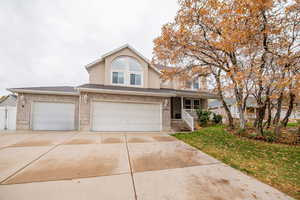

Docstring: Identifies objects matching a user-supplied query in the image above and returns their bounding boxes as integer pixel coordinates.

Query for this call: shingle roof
[78,84,218,99]
[8,86,77,93]
[8,84,218,99]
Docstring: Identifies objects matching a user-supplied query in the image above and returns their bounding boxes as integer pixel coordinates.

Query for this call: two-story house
[8,44,218,132]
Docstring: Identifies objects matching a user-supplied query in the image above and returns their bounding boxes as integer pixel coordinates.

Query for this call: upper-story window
[111,56,143,87]
[185,77,200,90]
[192,78,199,90]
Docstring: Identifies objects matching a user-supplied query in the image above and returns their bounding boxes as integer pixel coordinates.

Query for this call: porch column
[181,96,184,110]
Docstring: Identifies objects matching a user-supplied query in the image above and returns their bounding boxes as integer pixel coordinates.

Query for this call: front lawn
[173,126,300,199]
[287,122,299,127]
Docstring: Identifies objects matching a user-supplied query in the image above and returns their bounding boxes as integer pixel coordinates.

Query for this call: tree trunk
[228,54,246,130]
[274,93,284,137]
[281,92,295,127]
[265,99,272,129]
[253,109,259,128]
[275,83,295,137]
[214,70,234,129]
[221,98,234,129]
[274,124,282,137]
[273,92,283,125]
[237,102,246,129]
[232,80,246,130]
[256,104,267,136]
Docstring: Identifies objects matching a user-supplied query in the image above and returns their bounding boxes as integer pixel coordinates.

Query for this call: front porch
[170,97,208,131]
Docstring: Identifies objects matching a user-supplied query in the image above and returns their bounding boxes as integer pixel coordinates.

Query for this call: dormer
[85,44,161,89]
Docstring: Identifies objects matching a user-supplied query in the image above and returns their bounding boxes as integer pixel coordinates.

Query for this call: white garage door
[92,101,162,132]
[32,102,75,130]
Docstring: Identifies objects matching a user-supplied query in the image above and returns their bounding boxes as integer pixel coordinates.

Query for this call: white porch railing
[182,109,194,131]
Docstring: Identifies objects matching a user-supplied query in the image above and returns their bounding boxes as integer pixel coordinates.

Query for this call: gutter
[77,87,175,97]
[7,89,79,96]
[174,91,219,99]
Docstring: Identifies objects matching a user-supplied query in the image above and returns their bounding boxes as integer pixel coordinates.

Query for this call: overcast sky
[0,0,178,95]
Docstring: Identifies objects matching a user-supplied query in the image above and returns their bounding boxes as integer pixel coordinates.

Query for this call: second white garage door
[92,101,162,132]
[32,102,75,130]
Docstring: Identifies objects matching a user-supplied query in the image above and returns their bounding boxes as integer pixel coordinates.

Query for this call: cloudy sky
[0,0,178,95]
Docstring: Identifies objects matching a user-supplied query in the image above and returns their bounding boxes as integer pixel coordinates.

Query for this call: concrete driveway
[0,131,292,200]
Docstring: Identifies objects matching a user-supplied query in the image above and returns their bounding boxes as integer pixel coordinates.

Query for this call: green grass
[287,122,299,127]
[173,125,300,199]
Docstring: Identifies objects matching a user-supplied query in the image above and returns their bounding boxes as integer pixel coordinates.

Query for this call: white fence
[0,106,16,130]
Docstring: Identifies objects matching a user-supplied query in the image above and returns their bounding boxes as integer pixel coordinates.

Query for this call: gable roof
[0,94,17,107]
[85,44,161,74]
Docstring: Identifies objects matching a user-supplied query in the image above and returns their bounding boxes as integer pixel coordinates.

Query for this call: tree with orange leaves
[153,0,300,133]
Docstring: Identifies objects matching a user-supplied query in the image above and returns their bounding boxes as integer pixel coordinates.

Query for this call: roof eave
[174,92,219,99]
[7,89,79,96]
[77,87,174,97]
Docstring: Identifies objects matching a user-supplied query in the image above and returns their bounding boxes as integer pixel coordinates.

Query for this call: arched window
[111,56,143,86]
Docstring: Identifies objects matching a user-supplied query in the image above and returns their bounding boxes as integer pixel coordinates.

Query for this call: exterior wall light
[20,94,26,108]
[83,94,88,104]
[163,99,169,108]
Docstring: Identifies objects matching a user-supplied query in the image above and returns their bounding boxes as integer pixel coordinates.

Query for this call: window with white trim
[111,56,143,87]
[192,78,200,89]
[185,77,200,90]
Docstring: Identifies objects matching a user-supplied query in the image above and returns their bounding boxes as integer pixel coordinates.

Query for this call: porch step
[171,119,191,132]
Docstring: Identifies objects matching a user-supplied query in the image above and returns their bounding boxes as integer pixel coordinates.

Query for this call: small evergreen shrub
[213,113,223,124]
[196,109,212,126]
[263,130,277,142]
[236,128,246,136]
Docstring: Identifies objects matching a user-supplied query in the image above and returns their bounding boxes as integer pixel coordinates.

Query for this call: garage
[92,101,162,132]
[32,102,75,130]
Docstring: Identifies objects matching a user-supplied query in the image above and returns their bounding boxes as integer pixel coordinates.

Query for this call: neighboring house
[0,94,17,130]
[209,98,300,121]
[0,94,17,107]
[8,44,218,132]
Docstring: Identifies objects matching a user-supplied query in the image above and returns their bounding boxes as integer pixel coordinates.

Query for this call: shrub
[236,128,246,136]
[263,130,278,142]
[248,132,258,139]
[196,109,212,126]
[296,120,300,135]
[213,113,223,124]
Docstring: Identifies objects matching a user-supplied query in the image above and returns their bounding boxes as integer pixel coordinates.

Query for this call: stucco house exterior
[8,44,217,132]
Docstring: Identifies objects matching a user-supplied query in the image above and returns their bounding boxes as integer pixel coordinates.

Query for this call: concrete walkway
[0,131,293,200]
